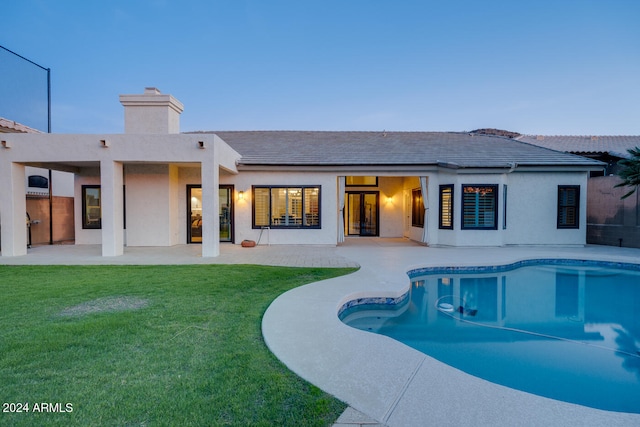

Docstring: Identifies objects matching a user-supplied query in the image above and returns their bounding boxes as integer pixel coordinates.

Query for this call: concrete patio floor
[2,240,640,426]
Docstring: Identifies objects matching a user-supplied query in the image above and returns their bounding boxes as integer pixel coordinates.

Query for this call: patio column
[0,162,28,256]
[100,160,124,256]
[201,150,220,257]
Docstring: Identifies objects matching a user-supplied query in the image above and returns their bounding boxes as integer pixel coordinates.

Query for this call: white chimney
[119,87,184,134]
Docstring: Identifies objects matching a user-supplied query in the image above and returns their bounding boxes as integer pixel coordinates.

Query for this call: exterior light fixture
[238,191,244,200]
[386,196,393,204]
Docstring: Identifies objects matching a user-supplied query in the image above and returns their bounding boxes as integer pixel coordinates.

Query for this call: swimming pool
[340,259,640,414]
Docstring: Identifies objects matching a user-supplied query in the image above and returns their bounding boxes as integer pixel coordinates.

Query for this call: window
[346,176,377,186]
[439,185,454,229]
[28,175,49,189]
[81,185,126,229]
[412,188,424,227]
[82,185,101,229]
[462,185,498,230]
[503,184,508,230]
[253,186,320,228]
[557,185,579,229]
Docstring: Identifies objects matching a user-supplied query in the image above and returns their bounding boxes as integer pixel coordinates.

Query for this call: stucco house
[0,88,604,258]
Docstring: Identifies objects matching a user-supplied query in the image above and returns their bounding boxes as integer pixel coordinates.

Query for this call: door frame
[219,184,234,243]
[187,184,234,243]
[346,191,379,236]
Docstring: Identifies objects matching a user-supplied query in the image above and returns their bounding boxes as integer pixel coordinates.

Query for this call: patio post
[100,160,124,256]
[0,162,28,256]
[201,148,220,257]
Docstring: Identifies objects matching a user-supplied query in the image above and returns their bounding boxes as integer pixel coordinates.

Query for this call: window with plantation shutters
[439,185,453,229]
[461,185,498,230]
[252,186,321,229]
[253,187,271,227]
[557,186,580,229]
[303,187,320,227]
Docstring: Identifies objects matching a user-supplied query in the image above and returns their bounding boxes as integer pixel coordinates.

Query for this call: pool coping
[261,245,640,426]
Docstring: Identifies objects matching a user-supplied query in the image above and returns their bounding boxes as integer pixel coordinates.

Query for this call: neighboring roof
[517,135,640,159]
[470,128,521,139]
[200,131,604,169]
[0,117,42,134]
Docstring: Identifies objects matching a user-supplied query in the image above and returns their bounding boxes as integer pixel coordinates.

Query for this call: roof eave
[236,161,605,173]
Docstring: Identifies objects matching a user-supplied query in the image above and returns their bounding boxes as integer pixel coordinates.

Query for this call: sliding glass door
[347,192,379,236]
[219,185,232,241]
[187,185,233,243]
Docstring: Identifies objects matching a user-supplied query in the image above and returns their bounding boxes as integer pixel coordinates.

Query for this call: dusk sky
[2,0,639,135]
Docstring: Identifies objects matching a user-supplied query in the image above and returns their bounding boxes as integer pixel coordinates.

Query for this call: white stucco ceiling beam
[21,162,83,174]
[0,134,237,165]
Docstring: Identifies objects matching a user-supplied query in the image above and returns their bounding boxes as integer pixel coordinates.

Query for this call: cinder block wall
[26,196,75,245]
[52,196,75,242]
[587,176,640,248]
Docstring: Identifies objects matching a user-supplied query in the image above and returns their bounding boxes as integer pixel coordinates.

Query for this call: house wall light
[238,191,244,200]
[386,196,393,204]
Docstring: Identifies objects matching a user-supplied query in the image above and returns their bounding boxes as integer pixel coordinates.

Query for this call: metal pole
[47,68,53,244]
[47,67,51,133]
[48,169,53,245]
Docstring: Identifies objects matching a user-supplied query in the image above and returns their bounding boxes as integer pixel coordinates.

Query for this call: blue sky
[2,0,639,135]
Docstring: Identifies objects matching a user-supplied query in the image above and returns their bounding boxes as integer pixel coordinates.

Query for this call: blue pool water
[340,260,640,413]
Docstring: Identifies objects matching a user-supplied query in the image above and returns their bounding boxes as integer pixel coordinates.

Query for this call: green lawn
[0,264,356,426]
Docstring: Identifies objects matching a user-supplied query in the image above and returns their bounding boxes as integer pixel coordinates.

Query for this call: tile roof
[203,131,604,168]
[0,117,42,134]
[517,135,640,159]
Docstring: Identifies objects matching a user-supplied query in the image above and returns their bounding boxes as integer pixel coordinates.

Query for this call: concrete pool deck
[3,240,640,425]
[262,241,640,427]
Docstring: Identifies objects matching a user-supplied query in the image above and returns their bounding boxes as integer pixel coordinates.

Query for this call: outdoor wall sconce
[386,196,393,204]
[1,140,10,149]
[100,139,110,148]
[198,141,205,149]
[238,191,244,200]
